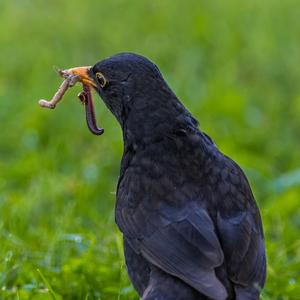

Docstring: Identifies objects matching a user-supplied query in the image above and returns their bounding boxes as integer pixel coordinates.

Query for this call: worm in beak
[38,67,104,136]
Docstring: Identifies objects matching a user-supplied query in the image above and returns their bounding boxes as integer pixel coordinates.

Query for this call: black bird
[67,53,266,299]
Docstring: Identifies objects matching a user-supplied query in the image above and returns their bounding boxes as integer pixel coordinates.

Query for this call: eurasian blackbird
[68,53,266,300]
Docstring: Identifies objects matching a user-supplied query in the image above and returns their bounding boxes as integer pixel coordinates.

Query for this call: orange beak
[60,66,97,87]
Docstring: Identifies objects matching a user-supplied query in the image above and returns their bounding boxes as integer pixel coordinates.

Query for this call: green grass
[0,0,300,299]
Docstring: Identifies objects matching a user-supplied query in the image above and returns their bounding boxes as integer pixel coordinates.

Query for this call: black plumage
[87,53,266,299]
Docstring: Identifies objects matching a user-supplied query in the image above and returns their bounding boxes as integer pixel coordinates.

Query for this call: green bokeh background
[0,0,300,299]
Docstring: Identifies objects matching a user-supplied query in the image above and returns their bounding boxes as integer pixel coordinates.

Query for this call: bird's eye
[95,72,108,88]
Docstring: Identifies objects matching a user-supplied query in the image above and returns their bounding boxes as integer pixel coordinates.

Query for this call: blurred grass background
[0,0,300,299]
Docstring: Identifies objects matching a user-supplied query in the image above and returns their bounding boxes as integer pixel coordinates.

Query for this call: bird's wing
[135,204,228,300]
[214,156,266,294]
[217,209,266,291]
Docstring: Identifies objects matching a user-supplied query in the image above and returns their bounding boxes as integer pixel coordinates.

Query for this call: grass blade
[37,268,58,300]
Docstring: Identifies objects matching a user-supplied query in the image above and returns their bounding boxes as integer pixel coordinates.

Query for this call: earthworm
[38,75,79,109]
[78,85,104,135]
[38,71,104,136]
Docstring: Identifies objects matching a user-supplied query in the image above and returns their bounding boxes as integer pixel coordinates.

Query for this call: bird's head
[40,53,198,141]
[80,53,170,122]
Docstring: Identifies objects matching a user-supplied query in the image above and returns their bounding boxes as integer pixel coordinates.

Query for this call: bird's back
[117,129,266,299]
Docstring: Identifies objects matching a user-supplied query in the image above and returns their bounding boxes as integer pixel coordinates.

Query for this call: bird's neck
[121,93,199,147]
